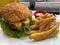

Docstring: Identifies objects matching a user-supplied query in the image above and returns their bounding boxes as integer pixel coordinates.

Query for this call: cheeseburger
[0,3,32,38]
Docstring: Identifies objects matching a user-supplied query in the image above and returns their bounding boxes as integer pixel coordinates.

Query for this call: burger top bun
[1,3,31,22]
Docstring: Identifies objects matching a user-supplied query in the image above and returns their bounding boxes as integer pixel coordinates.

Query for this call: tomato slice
[34,10,47,17]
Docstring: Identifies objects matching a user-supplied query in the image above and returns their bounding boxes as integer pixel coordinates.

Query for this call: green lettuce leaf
[0,19,25,38]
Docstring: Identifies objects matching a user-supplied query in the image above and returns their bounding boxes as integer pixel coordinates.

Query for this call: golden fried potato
[39,24,46,32]
[29,22,59,40]
[30,24,39,30]
[46,13,54,18]
[44,24,50,31]
[47,29,58,38]
[43,16,56,25]
[32,18,41,24]
[37,16,56,26]
[40,13,48,18]
[25,30,37,35]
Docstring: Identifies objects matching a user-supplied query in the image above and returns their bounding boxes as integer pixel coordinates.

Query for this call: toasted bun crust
[1,3,31,22]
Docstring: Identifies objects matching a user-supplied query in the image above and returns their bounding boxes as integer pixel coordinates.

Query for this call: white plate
[0,12,60,45]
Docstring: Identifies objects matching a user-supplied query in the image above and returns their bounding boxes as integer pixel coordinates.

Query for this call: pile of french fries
[29,13,59,41]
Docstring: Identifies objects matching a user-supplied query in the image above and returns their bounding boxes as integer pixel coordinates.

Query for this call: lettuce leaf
[0,19,25,38]
[0,20,17,37]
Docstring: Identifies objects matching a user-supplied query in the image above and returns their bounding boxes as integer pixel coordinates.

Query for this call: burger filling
[11,18,30,29]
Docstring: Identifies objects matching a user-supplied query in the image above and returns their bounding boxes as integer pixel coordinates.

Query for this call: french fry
[25,30,38,35]
[49,21,56,29]
[47,29,58,38]
[32,18,42,24]
[44,24,50,31]
[45,16,56,23]
[35,16,56,32]
[29,22,59,40]
[45,16,56,24]
[39,24,46,32]
[30,24,39,30]
[40,13,48,18]
[38,16,56,26]
[25,30,37,35]
[46,13,54,18]
[32,18,39,23]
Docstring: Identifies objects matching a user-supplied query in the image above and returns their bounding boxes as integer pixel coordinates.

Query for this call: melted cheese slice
[12,18,29,29]
[13,22,22,29]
